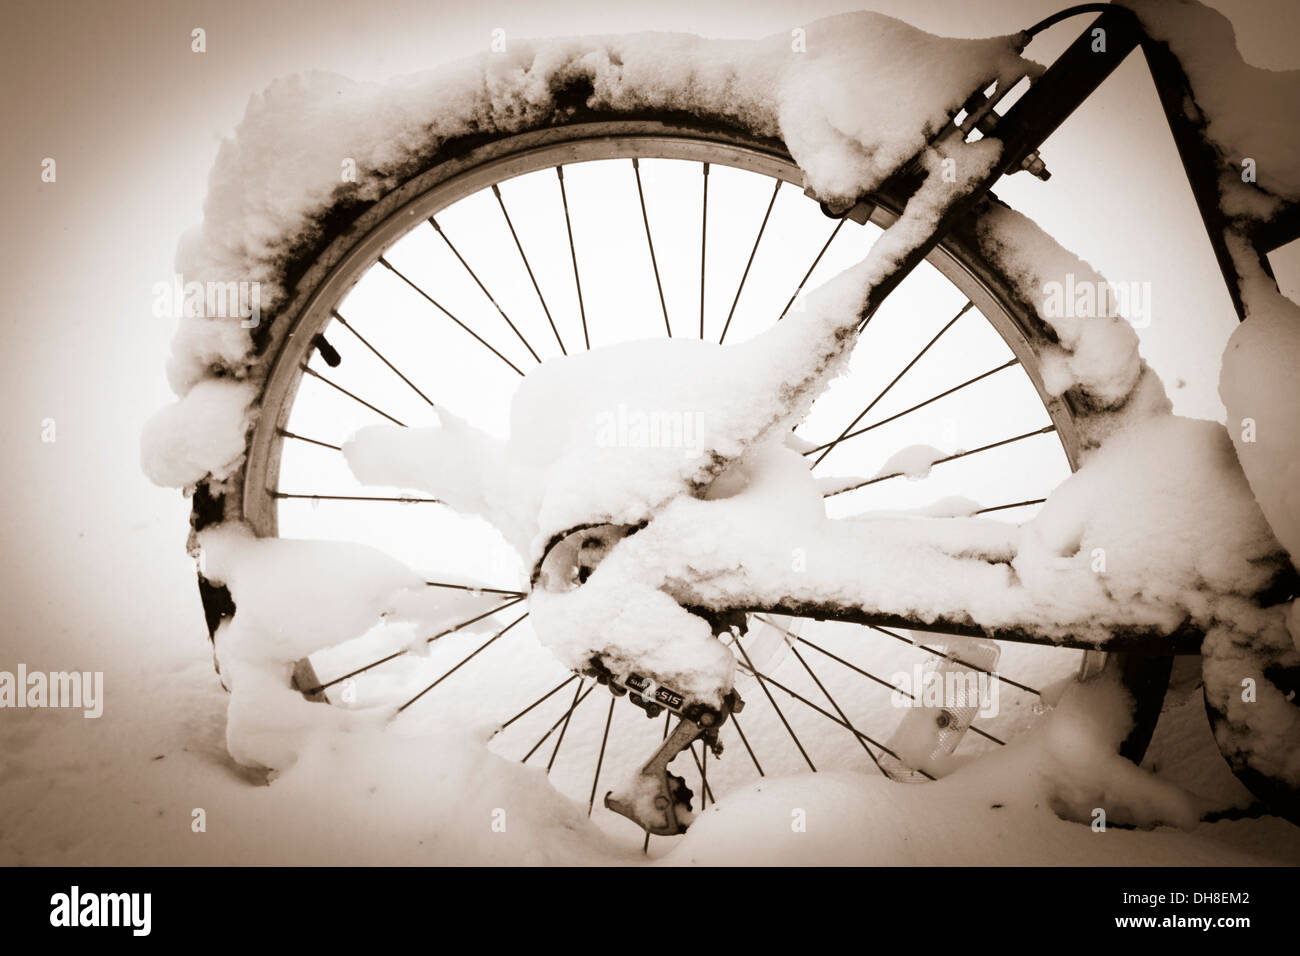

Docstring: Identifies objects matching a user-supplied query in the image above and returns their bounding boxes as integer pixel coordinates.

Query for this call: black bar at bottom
[4,866,1293,939]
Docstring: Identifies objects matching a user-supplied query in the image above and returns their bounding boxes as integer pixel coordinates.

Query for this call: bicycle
[152,0,1300,844]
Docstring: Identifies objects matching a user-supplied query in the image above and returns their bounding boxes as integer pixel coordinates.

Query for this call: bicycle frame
[864,3,1298,325]
[701,2,1299,656]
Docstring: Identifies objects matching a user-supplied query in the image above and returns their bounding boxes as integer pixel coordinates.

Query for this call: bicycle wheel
[193,113,1172,844]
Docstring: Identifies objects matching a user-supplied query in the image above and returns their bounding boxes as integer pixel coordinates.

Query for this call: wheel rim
[233,123,1120,846]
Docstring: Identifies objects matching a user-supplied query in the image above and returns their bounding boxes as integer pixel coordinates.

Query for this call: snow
[1202,611,1300,790]
[180,11,1026,324]
[974,203,1170,445]
[1013,416,1285,625]
[344,413,538,556]
[873,442,949,480]
[817,484,986,516]
[139,378,256,489]
[1219,233,1300,571]
[11,649,1298,865]
[542,417,1283,677]
[904,496,981,518]
[532,580,737,710]
[196,523,523,768]
[667,679,1215,866]
[774,17,1029,205]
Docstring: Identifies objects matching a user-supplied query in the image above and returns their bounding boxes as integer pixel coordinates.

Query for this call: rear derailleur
[585,657,743,835]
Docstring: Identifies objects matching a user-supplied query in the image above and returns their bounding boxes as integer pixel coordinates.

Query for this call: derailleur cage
[600,684,742,836]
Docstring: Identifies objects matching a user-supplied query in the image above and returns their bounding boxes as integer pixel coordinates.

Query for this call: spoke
[299,364,407,427]
[429,217,542,364]
[632,158,671,337]
[331,309,437,407]
[556,166,589,350]
[701,743,708,808]
[495,673,579,734]
[546,676,587,773]
[780,628,915,700]
[732,635,816,771]
[379,255,524,376]
[823,423,1057,498]
[394,611,528,715]
[974,497,1046,515]
[690,743,715,807]
[273,492,441,504]
[867,624,1042,697]
[314,596,525,691]
[699,161,709,338]
[588,696,616,815]
[811,300,972,467]
[789,645,888,776]
[970,725,1006,746]
[777,218,846,320]
[740,662,934,779]
[277,429,342,452]
[800,358,1019,456]
[521,680,596,764]
[729,711,764,777]
[492,184,566,356]
[422,580,525,597]
[719,178,781,344]
[774,613,1044,701]
[754,617,913,702]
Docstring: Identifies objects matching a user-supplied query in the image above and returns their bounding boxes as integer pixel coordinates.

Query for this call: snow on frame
[1122,0,1300,219]
[526,418,1285,689]
[974,203,1173,448]
[1219,232,1300,570]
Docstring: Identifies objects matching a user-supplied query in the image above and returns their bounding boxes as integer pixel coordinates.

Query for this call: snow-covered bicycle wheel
[192,115,1172,844]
